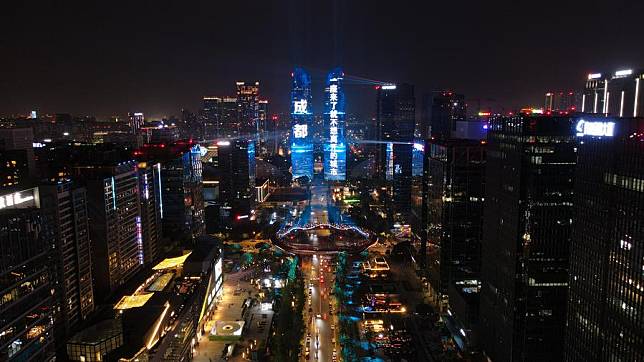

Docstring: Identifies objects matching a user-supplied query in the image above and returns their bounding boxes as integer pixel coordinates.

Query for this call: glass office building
[565,116,644,361]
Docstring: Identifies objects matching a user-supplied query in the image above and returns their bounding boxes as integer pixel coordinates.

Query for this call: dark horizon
[2,0,644,118]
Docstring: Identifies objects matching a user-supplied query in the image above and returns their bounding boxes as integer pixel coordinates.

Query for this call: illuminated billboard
[290,67,314,180]
[575,119,615,137]
[0,187,40,210]
[324,67,346,181]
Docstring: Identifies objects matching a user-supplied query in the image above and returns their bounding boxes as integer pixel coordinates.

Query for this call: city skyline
[2,2,644,361]
[3,1,644,118]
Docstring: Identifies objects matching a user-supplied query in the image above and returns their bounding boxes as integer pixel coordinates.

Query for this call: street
[302,254,340,362]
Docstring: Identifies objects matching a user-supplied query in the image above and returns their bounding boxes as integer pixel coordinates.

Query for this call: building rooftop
[68,319,122,345]
[152,252,192,270]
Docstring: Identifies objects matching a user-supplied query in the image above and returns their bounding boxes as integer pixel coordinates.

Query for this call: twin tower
[290,67,346,182]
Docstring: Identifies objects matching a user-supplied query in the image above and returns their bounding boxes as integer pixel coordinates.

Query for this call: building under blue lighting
[324,67,346,181]
[290,67,314,181]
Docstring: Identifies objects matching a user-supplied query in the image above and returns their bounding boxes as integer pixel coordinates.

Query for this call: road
[301,254,340,362]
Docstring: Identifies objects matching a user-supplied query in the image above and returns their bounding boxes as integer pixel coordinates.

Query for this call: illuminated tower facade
[324,67,347,181]
[290,67,314,181]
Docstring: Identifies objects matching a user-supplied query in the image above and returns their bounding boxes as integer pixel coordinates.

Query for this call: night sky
[2,0,643,119]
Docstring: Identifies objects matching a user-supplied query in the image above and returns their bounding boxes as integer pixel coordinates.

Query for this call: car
[316,314,322,319]
[306,336,311,343]
[331,324,335,330]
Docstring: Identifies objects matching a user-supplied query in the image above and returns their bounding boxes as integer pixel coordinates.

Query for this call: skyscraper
[0,185,56,361]
[376,84,415,219]
[258,99,269,153]
[39,181,95,339]
[424,135,486,345]
[290,67,314,181]
[134,141,205,242]
[75,161,143,301]
[36,143,144,302]
[128,112,144,135]
[0,126,36,178]
[236,81,260,136]
[565,116,644,361]
[544,91,578,112]
[582,69,644,117]
[429,91,466,140]
[202,96,238,139]
[324,67,347,181]
[136,161,162,266]
[479,114,576,361]
[215,139,256,221]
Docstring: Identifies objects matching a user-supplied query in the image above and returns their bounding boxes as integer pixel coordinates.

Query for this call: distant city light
[381,84,396,90]
[216,141,230,146]
[614,69,633,77]
[575,119,615,137]
[587,73,602,80]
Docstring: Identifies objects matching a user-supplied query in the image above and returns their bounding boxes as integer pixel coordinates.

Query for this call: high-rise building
[0,185,56,361]
[39,181,95,339]
[582,69,644,117]
[136,161,163,266]
[0,126,36,177]
[74,161,143,301]
[324,67,347,181]
[134,141,204,241]
[565,116,644,361]
[479,114,576,361]
[290,67,314,181]
[236,81,260,136]
[423,133,486,349]
[258,99,269,153]
[0,148,30,188]
[215,139,256,221]
[128,112,144,134]
[429,91,466,140]
[376,84,415,219]
[202,97,220,138]
[202,96,238,139]
[544,91,578,112]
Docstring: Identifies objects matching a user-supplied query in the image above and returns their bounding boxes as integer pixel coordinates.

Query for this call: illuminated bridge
[273,176,376,255]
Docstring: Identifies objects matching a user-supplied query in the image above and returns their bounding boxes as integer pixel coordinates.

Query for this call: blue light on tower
[324,67,346,181]
[290,67,314,181]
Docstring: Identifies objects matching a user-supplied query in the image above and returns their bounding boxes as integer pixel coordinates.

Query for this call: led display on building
[290,67,314,181]
[324,67,346,181]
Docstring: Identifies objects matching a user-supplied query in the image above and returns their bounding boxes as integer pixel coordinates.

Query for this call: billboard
[324,67,347,181]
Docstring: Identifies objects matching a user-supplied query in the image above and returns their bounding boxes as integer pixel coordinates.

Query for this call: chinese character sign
[290,67,314,180]
[324,68,346,181]
[293,124,308,138]
[293,99,308,115]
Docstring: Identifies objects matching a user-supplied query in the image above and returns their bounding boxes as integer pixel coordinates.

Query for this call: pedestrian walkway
[193,269,274,362]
